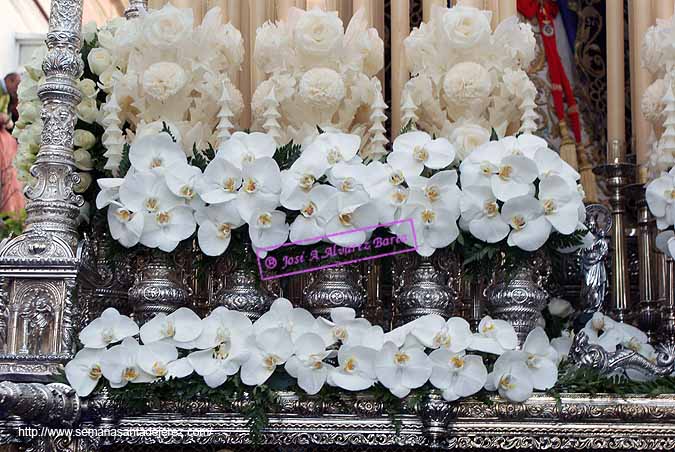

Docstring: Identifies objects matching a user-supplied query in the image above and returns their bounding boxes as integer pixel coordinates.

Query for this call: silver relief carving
[303,265,367,318]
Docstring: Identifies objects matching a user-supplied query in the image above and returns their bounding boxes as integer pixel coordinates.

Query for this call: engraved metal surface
[303,265,366,318]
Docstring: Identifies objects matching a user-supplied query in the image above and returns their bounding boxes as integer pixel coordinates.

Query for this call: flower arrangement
[96,4,245,174]
[250,7,387,161]
[401,2,538,159]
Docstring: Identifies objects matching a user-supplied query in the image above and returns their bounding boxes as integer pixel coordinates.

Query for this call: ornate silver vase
[128,251,189,323]
[393,254,456,327]
[215,266,274,321]
[303,265,366,318]
[485,253,551,345]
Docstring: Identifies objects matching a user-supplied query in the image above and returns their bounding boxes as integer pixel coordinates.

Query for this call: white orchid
[531,146,580,185]
[656,230,675,259]
[140,307,203,349]
[198,158,242,205]
[548,298,574,318]
[501,195,552,251]
[393,201,459,256]
[538,175,582,235]
[302,132,361,170]
[79,307,138,349]
[129,133,187,174]
[65,348,106,396]
[240,327,294,386]
[375,341,432,398]
[470,316,518,355]
[119,171,182,215]
[253,298,316,342]
[280,155,330,210]
[100,337,154,388]
[314,307,374,347]
[387,131,456,178]
[363,161,407,199]
[137,342,193,379]
[247,209,289,251]
[96,178,124,209]
[236,157,282,219]
[165,163,203,208]
[459,185,510,243]
[218,131,277,169]
[329,345,377,391]
[429,350,487,401]
[646,168,675,229]
[520,327,559,390]
[195,202,245,256]
[323,189,378,247]
[194,307,253,350]
[140,206,196,252]
[500,134,548,160]
[284,333,334,395]
[551,330,574,363]
[289,184,337,245]
[406,170,461,213]
[409,315,473,352]
[484,350,534,402]
[107,202,144,248]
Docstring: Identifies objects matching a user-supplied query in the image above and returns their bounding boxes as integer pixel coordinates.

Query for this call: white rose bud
[82,21,98,44]
[78,79,98,99]
[25,46,48,81]
[74,129,96,151]
[547,298,574,318]
[76,98,99,124]
[74,172,92,193]
[74,149,94,171]
[87,48,113,76]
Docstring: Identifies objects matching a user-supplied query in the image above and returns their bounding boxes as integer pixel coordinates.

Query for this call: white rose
[548,298,574,318]
[97,67,118,94]
[74,129,96,151]
[443,62,492,107]
[74,149,94,171]
[74,172,92,193]
[143,3,193,48]
[87,48,113,76]
[78,79,98,99]
[82,21,98,44]
[23,123,43,146]
[254,21,289,74]
[405,74,434,106]
[440,5,491,49]
[298,68,345,110]
[25,46,47,81]
[96,29,115,51]
[77,98,99,124]
[142,62,188,101]
[404,23,437,76]
[642,79,666,123]
[449,121,490,161]
[294,9,343,60]
[17,102,39,124]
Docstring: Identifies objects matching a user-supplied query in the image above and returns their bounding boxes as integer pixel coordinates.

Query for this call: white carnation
[298,68,345,110]
[255,21,289,74]
[642,24,666,75]
[87,48,113,76]
[143,3,193,48]
[294,9,343,62]
[363,29,384,77]
[440,5,491,49]
[142,62,188,101]
[443,62,492,111]
[493,18,536,69]
[449,120,490,161]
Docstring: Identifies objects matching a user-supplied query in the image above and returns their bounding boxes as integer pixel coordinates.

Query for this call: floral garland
[251,7,387,161]
[401,2,538,160]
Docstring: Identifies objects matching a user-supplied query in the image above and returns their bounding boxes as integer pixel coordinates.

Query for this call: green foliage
[0,210,26,239]
[161,121,178,143]
[554,364,675,396]
[118,144,132,177]
[274,140,303,171]
[400,119,415,135]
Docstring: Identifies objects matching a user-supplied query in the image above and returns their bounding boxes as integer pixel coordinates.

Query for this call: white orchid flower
[409,315,473,352]
[460,141,538,201]
[140,206,196,252]
[285,333,334,395]
[324,189,378,247]
[501,195,552,251]
[500,134,549,159]
[581,312,624,352]
[459,185,510,243]
[236,157,282,219]
[646,168,675,229]
[314,307,374,347]
[429,350,487,401]
[393,201,459,256]
[538,175,582,235]
[165,162,203,208]
[253,298,316,342]
[79,307,138,349]
[198,158,242,204]
[470,316,518,355]
[247,209,289,250]
[193,307,253,350]
[65,348,106,396]
[657,230,675,259]
[280,155,330,210]
[327,161,369,193]
[289,184,337,245]
[100,337,154,388]
[107,201,144,248]
[521,327,559,390]
[329,345,377,391]
[484,350,534,402]
[375,341,432,398]
[196,202,245,256]
[406,170,461,213]
[96,178,124,209]
[137,342,193,379]
[531,147,580,185]
[240,327,294,386]
[303,132,361,170]
[218,131,277,169]
[548,297,574,318]
[140,307,203,349]
[119,171,182,215]
[363,161,407,199]
[129,133,187,173]
[387,131,456,178]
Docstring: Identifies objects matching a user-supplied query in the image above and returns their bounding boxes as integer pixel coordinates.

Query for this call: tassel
[559,120,579,170]
[576,141,598,203]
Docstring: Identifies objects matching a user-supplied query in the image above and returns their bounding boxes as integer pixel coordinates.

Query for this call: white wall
[0,0,48,77]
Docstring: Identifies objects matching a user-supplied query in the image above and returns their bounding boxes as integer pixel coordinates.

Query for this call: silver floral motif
[303,265,366,318]
[215,267,274,320]
[485,253,551,345]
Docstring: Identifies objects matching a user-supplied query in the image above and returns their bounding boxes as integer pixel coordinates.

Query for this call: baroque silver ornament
[303,265,366,317]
